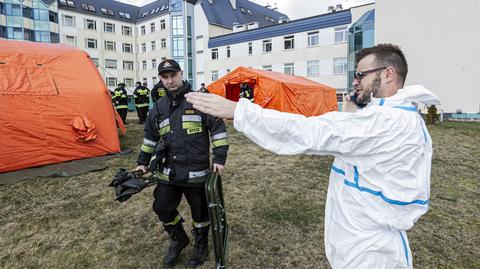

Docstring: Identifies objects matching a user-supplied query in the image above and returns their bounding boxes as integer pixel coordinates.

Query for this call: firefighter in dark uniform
[136,59,229,268]
[239,82,254,102]
[112,83,128,125]
[151,80,167,103]
[133,81,150,124]
[198,83,209,93]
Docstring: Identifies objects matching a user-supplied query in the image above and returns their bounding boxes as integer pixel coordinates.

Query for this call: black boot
[187,227,209,267]
[163,221,190,267]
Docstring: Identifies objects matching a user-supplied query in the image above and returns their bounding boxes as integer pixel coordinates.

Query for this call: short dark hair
[356,44,408,86]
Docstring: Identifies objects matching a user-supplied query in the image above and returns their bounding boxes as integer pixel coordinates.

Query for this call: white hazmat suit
[233,85,441,268]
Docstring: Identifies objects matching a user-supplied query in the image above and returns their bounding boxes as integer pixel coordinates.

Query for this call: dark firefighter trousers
[153,183,210,224]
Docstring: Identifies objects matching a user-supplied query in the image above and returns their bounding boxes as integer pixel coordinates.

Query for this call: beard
[357,75,381,104]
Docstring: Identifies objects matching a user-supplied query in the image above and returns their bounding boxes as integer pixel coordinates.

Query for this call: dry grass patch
[0,120,479,269]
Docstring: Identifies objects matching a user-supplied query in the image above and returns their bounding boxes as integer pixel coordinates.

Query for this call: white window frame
[85,19,96,30]
[122,43,132,53]
[226,46,230,58]
[333,57,347,74]
[103,22,115,33]
[211,70,219,82]
[334,26,348,43]
[263,39,272,53]
[284,35,295,50]
[64,35,76,47]
[105,59,117,69]
[141,25,146,35]
[160,19,166,30]
[62,15,75,27]
[211,48,218,60]
[124,78,134,87]
[248,42,252,55]
[104,41,116,51]
[106,77,117,87]
[142,60,147,70]
[151,41,156,51]
[151,59,157,70]
[150,22,155,33]
[85,38,97,49]
[262,65,272,71]
[284,63,294,75]
[122,26,131,36]
[307,60,320,76]
[308,31,319,47]
[123,61,134,71]
[141,43,146,53]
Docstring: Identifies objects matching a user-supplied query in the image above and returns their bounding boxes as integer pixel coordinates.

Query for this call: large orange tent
[0,40,125,173]
[208,66,338,116]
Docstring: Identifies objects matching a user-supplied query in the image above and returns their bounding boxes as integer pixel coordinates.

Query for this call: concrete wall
[375,0,480,113]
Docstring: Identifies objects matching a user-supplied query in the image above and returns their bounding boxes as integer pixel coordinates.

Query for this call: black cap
[117,83,126,87]
[158,59,181,75]
[135,81,141,85]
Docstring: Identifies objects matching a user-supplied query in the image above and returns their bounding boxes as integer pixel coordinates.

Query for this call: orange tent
[0,40,125,173]
[208,66,338,116]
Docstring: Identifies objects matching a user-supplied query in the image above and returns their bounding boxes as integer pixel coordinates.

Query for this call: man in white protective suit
[185,44,441,269]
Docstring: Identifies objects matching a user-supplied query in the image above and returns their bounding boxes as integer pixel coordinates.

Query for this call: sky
[117,0,373,20]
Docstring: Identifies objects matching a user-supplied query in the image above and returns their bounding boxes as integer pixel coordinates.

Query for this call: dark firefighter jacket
[137,82,229,186]
[113,87,128,109]
[151,81,167,103]
[133,85,150,107]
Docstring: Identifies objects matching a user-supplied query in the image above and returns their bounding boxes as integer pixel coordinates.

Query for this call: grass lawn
[0,120,479,269]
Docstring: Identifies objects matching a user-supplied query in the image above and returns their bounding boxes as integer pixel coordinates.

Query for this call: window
[150,22,155,32]
[105,59,117,69]
[81,3,88,11]
[86,38,97,49]
[211,71,219,81]
[284,63,294,75]
[62,15,75,27]
[196,50,203,54]
[161,39,166,48]
[101,8,108,15]
[104,41,116,51]
[119,12,126,18]
[85,19,96,30]
[308,31,319,46]
[64,35,76,46]
[333,57,347,74]
[262,65,272,71]
[152,76,157,85]
[59,0,67,6]
[123,61,134,70]
[307,60,320,76]
[152,59,156,69]
[151,41,156,51]
[335,26,348,43]
[263,39,272,53]
[122,26,131,36]
[160,19,166,30]
[211,48,218,60]
[124,78,134,87]
[106,77,117,87]
[196,35,203,40]
[141,25,146,35]
[66,0,75,7]
[122,43,132,53]
[141,43,146,53]
[104,22,115,33]
[226,46,230,58]
[284,35,294,50]
[88,5,95,12]
[142,60,147,70]
[248,42,252,55]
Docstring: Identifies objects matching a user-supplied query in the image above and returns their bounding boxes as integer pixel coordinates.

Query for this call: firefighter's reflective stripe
[192,220,210,228]
[116,105,128,109]
[141,144,155,153]
[164,214,182,226]
[182,115,202,122]
[211,132,229,148]
[189,168,209,179]
[143,138,156,147]
[159,119,170,136]
[183,122,202,129]
[135,103,149,107]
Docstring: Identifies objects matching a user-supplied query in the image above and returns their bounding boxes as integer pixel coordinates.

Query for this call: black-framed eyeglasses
[354,67,387,80]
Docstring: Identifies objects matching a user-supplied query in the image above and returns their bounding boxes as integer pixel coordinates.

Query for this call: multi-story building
[203,4,373,104]
[0,0,59,43]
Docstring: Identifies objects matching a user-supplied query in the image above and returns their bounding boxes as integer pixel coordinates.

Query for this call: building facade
[0,0,59,43]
